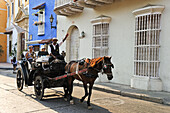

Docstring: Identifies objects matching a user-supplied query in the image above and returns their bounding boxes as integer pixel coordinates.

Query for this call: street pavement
[0,63,170,106]
[0,69,170,113]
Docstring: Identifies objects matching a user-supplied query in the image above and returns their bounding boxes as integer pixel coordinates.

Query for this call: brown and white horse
[65,56,114,109]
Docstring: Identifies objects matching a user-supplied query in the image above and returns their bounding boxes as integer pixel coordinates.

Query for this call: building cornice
[132,5,165,16]
[91,15,111,25]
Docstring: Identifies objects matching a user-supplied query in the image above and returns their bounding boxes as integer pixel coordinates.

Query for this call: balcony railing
[54,0,84,16]
[77,0,114,8]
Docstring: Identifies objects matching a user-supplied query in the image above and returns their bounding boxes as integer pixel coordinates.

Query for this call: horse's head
[102,56,114,80]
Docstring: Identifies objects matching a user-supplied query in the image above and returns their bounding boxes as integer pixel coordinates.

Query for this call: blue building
[28,0,57,51]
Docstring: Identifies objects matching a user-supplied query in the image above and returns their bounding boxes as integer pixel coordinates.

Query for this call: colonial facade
[4,0,29,62]
[28,0,56,50]
[0,0,7,62]
[14,0,29,60]
[54,0,170,92]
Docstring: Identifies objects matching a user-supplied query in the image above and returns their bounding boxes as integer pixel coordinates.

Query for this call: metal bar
[49,68,88,81]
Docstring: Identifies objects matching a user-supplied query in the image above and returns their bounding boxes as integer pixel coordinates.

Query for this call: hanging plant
[38,9,44,14]
[39,11,43,14]
[35,13,38,16]
[32,13,38,16]
[38,21,44,25]
[33,21,38,26]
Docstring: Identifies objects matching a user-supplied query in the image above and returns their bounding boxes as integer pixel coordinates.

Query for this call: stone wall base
[131,76,162,91]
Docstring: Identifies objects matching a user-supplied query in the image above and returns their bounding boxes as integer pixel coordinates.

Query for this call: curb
[73,82,166,105]
[0,68,18,70]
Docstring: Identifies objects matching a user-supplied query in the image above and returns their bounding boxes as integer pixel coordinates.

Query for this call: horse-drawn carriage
[17,52,114,109]
[16,55,67,100]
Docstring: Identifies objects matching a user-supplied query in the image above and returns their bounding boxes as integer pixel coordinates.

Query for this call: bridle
[92,58,114,75]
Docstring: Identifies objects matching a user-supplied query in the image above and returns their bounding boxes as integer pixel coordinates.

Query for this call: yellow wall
[0,0,7,62]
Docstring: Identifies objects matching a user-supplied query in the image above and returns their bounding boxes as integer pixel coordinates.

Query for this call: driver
[48,37,64,63]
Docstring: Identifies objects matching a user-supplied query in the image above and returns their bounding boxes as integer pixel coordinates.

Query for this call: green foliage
[0,45,4,56]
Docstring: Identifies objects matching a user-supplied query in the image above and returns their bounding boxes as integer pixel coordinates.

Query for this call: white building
[54,0,170,92]
[5,0,29,62]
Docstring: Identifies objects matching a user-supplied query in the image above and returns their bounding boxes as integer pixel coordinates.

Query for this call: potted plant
[38,21,44,25]
[38,9,44,14]
[33,21,38,26]
[32,13,38,16]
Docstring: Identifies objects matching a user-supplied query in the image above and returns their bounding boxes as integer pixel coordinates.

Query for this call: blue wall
[29,0,56,45]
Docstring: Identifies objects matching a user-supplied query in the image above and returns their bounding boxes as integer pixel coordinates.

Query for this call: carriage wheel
[34,76,44,100]
[16,69,24,91]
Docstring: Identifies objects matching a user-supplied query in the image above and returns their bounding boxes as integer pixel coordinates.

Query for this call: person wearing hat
[48,37,64,62]
[25,45,35,64]
[38,45,49,57]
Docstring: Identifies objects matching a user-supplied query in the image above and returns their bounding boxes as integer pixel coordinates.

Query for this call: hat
[52,37,58,41]
[40,45,45,50]
[29,45,33,48]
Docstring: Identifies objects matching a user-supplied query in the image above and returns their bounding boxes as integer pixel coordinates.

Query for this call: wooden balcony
[77,0,114,8]
[54,0,84,16]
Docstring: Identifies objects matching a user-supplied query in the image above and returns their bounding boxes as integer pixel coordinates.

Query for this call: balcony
[54,0,84,16]
[77,0,114,8]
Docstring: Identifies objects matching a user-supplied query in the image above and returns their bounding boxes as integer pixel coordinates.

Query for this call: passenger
[25,45,35,64]
[12,56,17,74]
[38,45,49,57]
[48,37,64,63]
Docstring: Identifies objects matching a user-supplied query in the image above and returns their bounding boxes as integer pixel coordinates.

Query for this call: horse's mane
[85,57,104,67]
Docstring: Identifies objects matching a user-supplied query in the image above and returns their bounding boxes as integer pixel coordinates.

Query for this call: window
[9,34,12,55]
[133,5,164,78]
[8,6,10,17]
[91,15,111,58]
[18,0,20,7]
[38,8,45,35]
[92,23,109,58]
[12,3,14,15]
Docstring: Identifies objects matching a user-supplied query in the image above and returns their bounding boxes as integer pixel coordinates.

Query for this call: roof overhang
[39,39,52,44]
[32,3,45,10]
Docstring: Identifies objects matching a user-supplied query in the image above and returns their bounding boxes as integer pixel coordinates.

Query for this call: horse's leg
[68,77,74,104]
[87,82,94,110]
[80,82,88,103]
[63,85,68,101]
[63,78,68,101]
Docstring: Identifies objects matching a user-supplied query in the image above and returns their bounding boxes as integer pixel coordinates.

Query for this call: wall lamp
[81,31,85,38]
[50,14,56,29]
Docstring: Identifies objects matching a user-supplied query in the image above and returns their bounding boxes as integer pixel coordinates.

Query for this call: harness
[67,57,113,78]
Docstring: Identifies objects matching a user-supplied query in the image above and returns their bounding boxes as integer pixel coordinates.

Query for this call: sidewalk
[74,80,170,106]
[0,63,170,106]
[0,63,14,70]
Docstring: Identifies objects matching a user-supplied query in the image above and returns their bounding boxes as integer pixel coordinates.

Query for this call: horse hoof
[79,99,83,103]
[70,100,74,105]
[64,98,67,101]
[88,106,92,110]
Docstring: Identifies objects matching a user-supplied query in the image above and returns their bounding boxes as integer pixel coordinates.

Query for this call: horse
[65,56,114,109]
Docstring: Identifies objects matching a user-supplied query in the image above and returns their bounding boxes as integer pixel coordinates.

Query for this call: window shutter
[38,9,45,35]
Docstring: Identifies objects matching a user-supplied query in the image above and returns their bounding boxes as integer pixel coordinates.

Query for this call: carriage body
[16,56,67,100]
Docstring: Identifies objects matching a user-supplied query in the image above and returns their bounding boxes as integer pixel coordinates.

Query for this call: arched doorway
[66,26,80,61]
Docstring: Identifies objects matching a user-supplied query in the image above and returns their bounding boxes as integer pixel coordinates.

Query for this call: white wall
[57,0,170,92]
